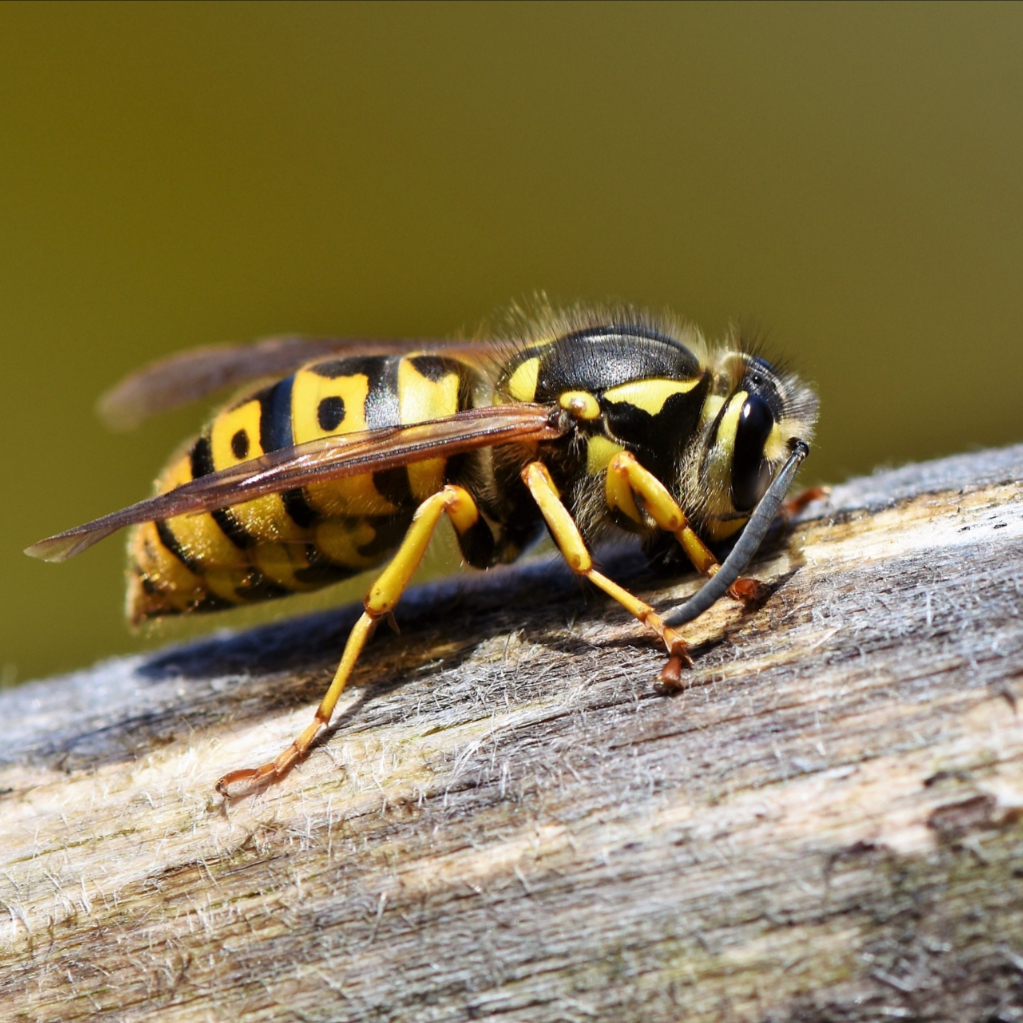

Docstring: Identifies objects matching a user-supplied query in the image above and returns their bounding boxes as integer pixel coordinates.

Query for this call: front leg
[604,450,766,605]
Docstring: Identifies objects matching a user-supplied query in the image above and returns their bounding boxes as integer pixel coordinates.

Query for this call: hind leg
[216,484,483,797]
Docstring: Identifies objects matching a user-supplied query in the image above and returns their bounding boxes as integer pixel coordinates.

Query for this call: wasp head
[684,348,818,542]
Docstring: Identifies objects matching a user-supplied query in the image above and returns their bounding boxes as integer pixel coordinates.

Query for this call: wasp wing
[99,335,513,430]
[27,403,564,563]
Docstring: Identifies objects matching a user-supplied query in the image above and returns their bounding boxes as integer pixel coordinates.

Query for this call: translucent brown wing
[26,403,564,563]
[98,335,512,430]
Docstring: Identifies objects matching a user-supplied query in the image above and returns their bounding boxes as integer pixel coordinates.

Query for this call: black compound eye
[731,394,775,512]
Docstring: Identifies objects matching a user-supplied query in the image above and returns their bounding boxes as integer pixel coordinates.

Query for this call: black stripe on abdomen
[362,356,400,429]
[190,434,256,549]
[155,519,201,572]
[259,375,295,453]
[255,374,322,528]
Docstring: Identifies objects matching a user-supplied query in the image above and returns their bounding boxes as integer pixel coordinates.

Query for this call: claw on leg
[727,575,771,605]
[658,653,689,688]
[215,629,372,799]
[217,718,320,798]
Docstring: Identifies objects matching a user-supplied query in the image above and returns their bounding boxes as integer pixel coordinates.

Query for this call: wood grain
[2,445,1022,1023]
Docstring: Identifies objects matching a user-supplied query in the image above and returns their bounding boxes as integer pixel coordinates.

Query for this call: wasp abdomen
[127,353,480,622]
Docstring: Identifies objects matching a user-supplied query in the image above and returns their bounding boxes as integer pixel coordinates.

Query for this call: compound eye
[731,394,775,512]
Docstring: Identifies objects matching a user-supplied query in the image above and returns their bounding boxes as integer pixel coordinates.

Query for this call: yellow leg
[216,484,481,797]
[605,450,763,603]
[521,461,692,684]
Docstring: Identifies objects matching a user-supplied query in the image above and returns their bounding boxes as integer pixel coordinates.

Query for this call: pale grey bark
[2,445,1022,1023]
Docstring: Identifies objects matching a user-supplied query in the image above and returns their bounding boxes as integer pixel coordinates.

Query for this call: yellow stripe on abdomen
[398,357,461,500]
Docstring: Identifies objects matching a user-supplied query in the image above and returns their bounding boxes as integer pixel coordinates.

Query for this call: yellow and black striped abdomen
[127,353,480,623]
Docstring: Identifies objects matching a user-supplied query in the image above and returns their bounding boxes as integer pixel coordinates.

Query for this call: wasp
[26,304,818,797]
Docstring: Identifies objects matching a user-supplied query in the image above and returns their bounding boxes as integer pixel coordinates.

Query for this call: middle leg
[521,461,692,683]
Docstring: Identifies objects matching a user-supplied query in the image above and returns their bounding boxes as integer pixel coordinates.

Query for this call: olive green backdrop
[3,2,1021,683]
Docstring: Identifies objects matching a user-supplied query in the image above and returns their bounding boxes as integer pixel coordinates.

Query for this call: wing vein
[26,404,564,562]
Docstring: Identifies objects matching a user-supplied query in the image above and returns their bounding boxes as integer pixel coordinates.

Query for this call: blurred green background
[3,2,1021,683]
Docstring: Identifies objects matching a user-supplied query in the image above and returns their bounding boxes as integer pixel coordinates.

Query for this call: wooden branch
[3,445,1022,1023]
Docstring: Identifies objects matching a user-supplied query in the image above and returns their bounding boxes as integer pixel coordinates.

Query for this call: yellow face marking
[700,394,725,427]
[505,357,540,402]
[602,377,701,416]
[715,392,747,459]
[586,436,624,476]
[764,422,786,463]
[399,359,461,500]
[699,392,750,533]
[558,390,601,420]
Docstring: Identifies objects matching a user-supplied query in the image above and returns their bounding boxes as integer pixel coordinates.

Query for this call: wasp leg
[216,484,483,797]
[521,461,692,683]
[782,485,828,519]
[605,450,764,605]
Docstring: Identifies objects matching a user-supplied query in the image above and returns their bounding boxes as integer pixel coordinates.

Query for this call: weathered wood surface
[2,445,1022,1023]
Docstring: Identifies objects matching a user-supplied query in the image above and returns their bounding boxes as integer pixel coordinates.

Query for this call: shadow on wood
[2,445,1022,1023]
